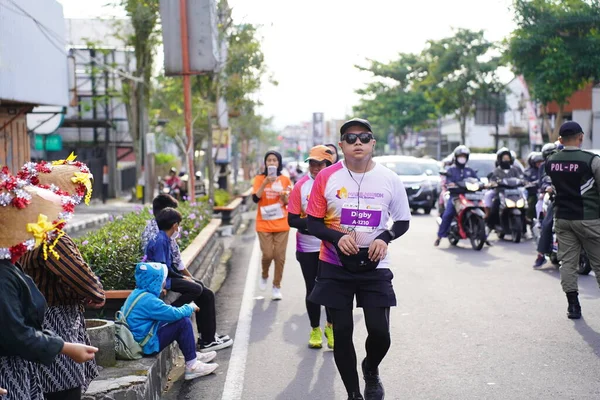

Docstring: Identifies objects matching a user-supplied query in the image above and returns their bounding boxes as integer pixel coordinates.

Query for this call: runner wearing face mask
[434,145,479,246]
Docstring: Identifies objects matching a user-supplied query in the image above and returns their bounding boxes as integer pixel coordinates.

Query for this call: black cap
[559,121,584,137]
[340,118,372,136]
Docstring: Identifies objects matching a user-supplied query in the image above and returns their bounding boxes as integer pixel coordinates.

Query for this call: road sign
[34,134,62,151]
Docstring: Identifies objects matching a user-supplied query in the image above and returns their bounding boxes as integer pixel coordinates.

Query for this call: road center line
[221,237,260,400]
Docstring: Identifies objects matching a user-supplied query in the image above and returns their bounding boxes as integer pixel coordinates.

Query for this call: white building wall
[440,77,530,153]
[573,110,593,149]
[592,87,600,150]
[0,0,68,106]
[65,19,132,48]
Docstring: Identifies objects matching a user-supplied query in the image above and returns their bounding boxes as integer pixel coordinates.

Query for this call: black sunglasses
[342,132,373,144]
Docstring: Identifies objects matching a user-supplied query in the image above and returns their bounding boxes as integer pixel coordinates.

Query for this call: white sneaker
[272,287,282,300]
[259,277,268,291]
[184,361,218,380]
[196,351,217,363]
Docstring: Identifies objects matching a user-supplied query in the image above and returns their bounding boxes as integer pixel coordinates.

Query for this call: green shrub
[214,189,231,207]
[198,189,232,207]
[155,153,177,165]
[73,200,212,290]
[469,147,496,154]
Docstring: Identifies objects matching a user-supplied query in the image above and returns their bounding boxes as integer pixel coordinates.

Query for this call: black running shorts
[308,260,397,309]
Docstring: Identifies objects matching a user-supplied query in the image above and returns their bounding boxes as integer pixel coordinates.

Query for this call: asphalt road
[165,212,600,400]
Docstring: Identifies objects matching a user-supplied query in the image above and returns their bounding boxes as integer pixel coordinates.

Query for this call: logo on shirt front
[336,187,348,199]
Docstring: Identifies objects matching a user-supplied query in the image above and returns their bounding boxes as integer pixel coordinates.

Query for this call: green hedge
[73,201,212,290]
[198,189,232,207]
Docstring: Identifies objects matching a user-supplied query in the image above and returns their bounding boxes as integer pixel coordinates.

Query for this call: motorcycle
[160,178,182,200]
[525,181,540,240]
[490,177,528,243]
[436,177,487,251]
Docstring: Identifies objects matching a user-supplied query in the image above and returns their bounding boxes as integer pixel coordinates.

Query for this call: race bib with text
[260,203,284,220]
[340,203,382,232]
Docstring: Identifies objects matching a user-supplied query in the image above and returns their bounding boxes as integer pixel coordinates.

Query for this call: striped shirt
[20,235,105,307]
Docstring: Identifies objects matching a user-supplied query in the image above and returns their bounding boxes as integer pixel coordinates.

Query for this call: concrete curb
[83,344,178,400]
[65,213,110,234]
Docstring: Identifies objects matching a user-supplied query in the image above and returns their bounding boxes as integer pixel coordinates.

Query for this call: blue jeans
[157,317,196,362]
[437,197,456,238]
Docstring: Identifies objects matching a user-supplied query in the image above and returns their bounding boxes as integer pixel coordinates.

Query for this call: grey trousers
[555,218,600,293]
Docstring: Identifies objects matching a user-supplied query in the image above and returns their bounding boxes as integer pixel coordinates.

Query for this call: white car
[374,155,437,214]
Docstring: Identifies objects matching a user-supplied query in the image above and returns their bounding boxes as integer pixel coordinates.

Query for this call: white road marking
[221,237,261,400]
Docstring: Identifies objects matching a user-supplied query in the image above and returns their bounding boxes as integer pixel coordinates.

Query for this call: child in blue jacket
[122,262,219,380]
[145,206,233,353]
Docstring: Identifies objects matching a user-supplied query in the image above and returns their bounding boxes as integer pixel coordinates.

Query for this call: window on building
[475,95,506,126]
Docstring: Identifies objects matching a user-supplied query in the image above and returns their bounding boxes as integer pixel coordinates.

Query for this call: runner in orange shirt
[252,150,292,300]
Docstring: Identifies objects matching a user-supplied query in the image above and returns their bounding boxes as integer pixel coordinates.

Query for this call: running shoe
[308,327,323,349]
[324,325,334,349]
[259,277,268,291]
[362,358,384,400]
[533,254,547,268]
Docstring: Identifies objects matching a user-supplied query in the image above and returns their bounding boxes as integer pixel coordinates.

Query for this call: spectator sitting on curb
[143,203,233,353]
[121,262,218,380]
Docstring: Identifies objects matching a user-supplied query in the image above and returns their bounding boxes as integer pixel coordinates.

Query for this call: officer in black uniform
[546,121,600,319]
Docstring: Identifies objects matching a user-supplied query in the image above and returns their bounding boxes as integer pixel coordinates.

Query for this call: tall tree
[354,54,435,153]
[151,20,271,185]
[420,28,504,145]
[150,76,211,160]
[506,0,600,141]
[112,0,161,197]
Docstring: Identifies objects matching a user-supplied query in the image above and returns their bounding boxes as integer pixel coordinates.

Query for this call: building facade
[0,0,68,172]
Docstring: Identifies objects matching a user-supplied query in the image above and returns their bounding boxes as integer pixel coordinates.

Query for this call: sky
[57,0,516,129]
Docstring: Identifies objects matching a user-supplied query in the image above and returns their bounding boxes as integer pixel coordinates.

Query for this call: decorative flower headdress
[0,167,74,262]
[18,152,94,206]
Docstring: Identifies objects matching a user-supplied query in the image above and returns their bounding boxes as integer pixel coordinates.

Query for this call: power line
[2,0,232,137]
[2,0,144,83]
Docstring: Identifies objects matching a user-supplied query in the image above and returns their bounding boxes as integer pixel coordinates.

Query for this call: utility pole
[179,0,195,199]
[437,116,442,160]
[494,106,500,152]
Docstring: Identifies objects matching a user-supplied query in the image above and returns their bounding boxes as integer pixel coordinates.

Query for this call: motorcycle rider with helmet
[484,148,524,230]
[532,142,562,267]
[438,155,456,215]
[434,145,479,246]
[525,152,544,223]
